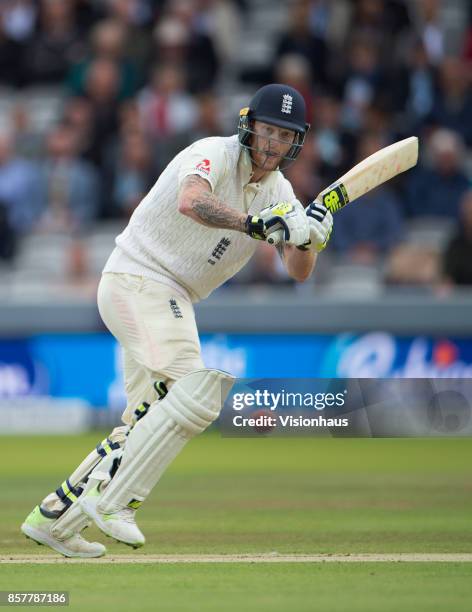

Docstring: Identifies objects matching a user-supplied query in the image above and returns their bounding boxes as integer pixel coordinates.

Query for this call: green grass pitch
[1,432,471,610]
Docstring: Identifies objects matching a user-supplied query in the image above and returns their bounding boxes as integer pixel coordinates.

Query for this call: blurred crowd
[0,0,471,294]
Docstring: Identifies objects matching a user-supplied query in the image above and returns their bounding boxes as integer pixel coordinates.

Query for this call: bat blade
[267,136,418,245]
[319,136,418,213]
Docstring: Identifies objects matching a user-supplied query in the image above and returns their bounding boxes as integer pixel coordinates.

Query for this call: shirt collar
[238,146,278,189]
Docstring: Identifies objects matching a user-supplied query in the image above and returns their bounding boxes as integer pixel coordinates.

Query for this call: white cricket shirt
[103,135,302,302]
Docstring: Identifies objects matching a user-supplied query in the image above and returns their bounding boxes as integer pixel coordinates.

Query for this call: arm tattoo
[180,175,246,232]
[193,194,246,232]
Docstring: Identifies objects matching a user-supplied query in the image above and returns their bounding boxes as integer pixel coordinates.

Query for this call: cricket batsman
[21,84,333,557]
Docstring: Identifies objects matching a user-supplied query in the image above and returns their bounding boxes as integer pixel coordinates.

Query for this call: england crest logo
[281,94,293,114]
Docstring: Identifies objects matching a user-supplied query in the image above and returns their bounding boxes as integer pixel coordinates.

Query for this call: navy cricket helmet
[238,83,310,169]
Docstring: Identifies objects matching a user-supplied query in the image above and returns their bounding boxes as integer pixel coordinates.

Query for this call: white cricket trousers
[97,272,204,425]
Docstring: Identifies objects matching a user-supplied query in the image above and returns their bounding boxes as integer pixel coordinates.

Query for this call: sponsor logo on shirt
[196,159,211,174]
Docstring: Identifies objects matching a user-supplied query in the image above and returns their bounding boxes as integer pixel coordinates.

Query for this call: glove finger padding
[307,201,328,222]
[265,216,289,240]
[259,202,310,246]
[306,200,333,252]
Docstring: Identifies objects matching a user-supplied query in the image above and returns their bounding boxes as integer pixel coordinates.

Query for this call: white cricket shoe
[80,486,145,548]
[21,506,106,558]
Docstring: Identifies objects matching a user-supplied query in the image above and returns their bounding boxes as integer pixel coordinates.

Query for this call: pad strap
[55,479,84,509]
[96,437,121,458]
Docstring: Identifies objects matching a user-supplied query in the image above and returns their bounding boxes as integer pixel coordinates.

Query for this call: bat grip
[267,229,284,246]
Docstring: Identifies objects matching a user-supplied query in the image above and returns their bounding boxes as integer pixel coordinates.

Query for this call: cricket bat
[267,136,419,245]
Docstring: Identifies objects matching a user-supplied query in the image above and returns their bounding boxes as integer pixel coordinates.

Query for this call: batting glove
[305,200,333,252]
[259,202,310,247]
[245,215,267,240]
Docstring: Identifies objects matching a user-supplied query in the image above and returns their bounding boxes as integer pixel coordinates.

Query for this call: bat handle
[267,229,284,246]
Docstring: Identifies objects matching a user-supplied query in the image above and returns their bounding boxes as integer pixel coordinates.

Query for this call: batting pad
[97,369,235,513]
[50,499,91,541]
[50,429,128,539]
[60,425,129,503]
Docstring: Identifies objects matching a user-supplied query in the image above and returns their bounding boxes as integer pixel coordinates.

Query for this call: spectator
[11,103,43,159]
[411,0,445,66]
[168,0,221,88]
[1,0,36,43]
[137,62,197,139]
[108,0,154,28]
[107,0,154,70]
[0,130,42,233]
[193,0,242,65]
[74,0,107,33]
[443,190,472,285]
[331,133,405,263]
[153,10,220,93]
[37,124,100,234]
[391,37,438,132]
[22,0,85,85]
[112,131,155,217]
[101,99,149,215]
[191,91,225,139]
[67,19,139,100]
[332,185,405,263]
[310,93,356,184]
[0,11,26,86]
[118,99,143,135]
[404,129,470,218]
[274,0,329,89]
[329,0,411,70]
[427,57,472,146]
[385,243,440,287]
[61,96,96,163]
[363,103,396,145]
[82,58,122,167]
[0,202,17,262]
[463,21,472,63]
[339,38,386,133]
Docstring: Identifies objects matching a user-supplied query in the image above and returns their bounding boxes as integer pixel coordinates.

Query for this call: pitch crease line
[2,553,472,564]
